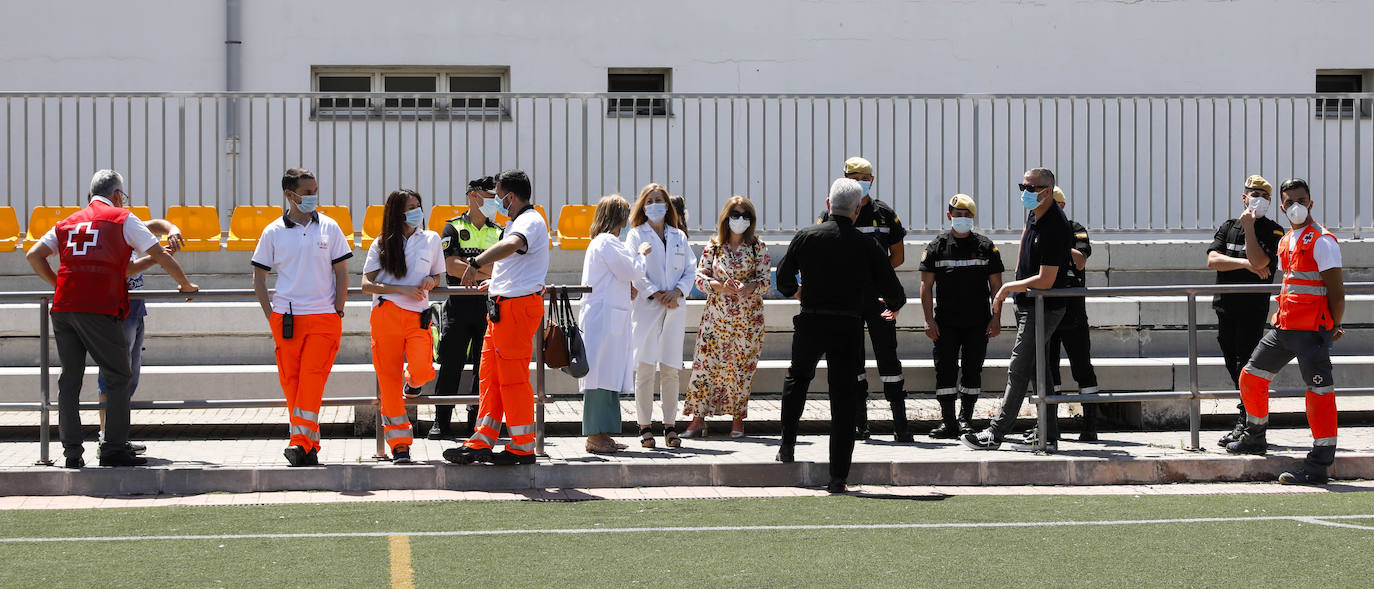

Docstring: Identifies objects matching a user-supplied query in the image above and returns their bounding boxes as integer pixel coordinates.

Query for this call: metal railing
[1027,281,1374,452]
[0,285,590,466]
[2,92,1371,236]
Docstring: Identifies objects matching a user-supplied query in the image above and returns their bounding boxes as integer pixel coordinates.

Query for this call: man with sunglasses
[816,156,910,442]
[961,167,1072,452]
[1207,175,1284,447]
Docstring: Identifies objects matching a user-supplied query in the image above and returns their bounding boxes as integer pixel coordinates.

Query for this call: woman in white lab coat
[577,194,653,454]
[625,183,697,449]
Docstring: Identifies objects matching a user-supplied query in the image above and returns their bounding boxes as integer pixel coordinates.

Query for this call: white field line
[2,514,1374,544]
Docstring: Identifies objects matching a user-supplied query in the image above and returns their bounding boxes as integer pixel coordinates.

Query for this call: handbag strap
[559,287,577,329]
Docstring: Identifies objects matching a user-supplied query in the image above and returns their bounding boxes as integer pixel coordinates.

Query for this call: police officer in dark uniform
[817,156,908,442]
[1207,174,1283,446]
[1045,186,1102,441]
[919,194,1004,437]
[427,177,503,439]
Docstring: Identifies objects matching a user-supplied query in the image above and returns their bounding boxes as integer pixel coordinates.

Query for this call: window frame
[607,67,673,117]
[311,66,511,121]
[1315,70,1372,119]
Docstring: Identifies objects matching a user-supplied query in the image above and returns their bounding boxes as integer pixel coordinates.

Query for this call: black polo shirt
[919,231,1004,326]
[1013,205,1072,310]
[1208,216,1284,309]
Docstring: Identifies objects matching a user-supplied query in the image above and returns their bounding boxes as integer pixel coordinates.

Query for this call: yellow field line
[389,535,414,589]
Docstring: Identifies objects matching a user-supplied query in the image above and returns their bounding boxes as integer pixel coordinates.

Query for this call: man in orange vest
[1226,178,1344,485]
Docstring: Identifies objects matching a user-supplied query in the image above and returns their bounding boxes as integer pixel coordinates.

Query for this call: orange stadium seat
[126,206,153,222]
[0,207,20,252]
[428,205,468,233]
[164,206,223,251]
[24,206,82,249]
[226,206,281,251]
[556,205,595,249]
[495,205,547,229]
[361,205,385,250]
[317,206,356,248]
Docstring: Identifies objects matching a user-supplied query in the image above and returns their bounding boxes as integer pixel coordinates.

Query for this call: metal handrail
[1026,281,1374,452]
[6,285,591,465]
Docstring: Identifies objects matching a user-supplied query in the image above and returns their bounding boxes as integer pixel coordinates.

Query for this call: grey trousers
[987,306,1067,440]
[52,311,132,458]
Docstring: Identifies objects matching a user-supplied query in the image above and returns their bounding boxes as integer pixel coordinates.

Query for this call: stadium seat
[126,206,153,222]
[495,205,548,229]
[317,206,356,248]
[226,206,281,251]
[361,205,385,250]
[428,205,468,233]
[0,207,20,252]
[164,206,223,251]
[556,205,596,249]
[24,206,82,249]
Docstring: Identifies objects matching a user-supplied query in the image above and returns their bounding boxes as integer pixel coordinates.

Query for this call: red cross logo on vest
[66,221,100,256]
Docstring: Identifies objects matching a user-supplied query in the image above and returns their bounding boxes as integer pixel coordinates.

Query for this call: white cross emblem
[66,222,100,256]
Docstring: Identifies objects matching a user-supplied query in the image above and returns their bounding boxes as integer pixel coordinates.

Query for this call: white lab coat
[577,233,652,393]
[624,223,697,369]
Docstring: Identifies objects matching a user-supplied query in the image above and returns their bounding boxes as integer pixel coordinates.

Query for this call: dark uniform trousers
[1048,300,1099,392]
[781,314,865,482]
[52,311,133,458]
[431,298,486,432]
[857,298,904,430]
[1217,299,1270,386]
[932,321,988,394]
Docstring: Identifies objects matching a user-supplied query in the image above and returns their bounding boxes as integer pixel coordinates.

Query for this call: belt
[800,307,861,319]
[491,292,540,303]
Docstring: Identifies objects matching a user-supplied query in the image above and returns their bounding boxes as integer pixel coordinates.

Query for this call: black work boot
[854,392,870,440]
[929,395,961,439]
[1079,404,1099,442]
[957,393,978,433]
[1225,424,1267,456]
[886,384,912,442]
[1281,444,1335,485]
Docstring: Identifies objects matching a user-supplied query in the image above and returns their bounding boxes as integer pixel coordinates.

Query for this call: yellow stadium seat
[556,205,596,249]
[0,207,20,252]
[317,206,356,248]
[126,206,153,222]
[226,206,282,251]
[361,205,385,250]
[495,205,547,230]
[24,206,82,249]
[428,205,468,233]
[164,206,223,251]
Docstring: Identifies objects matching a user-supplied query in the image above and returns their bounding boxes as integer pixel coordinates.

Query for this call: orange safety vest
[1273,223,1338,332]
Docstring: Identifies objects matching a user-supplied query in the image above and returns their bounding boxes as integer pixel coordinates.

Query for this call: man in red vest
[25,170,199,468]
[1226,178,1345,485]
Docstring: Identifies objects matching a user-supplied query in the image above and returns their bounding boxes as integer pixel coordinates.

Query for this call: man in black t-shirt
[1045,187,1102,441]
[919,194,1004,438]
[961,167,1072,452]
[1207,174,1284,447]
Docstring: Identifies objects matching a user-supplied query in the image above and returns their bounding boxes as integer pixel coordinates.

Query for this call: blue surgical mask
[950,216,975,235]
[496,194,510,217]
[295,193,319,213]
[1020,190,1041,210]
[480,198,500,217]
[645,202,668,223]
[858,180,872,198]
[404,207,424,228]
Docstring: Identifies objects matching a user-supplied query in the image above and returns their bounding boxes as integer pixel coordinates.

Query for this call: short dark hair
[1280,177,1310,196]
[1028,167,1056,187]
[282,168,316,193]
[496,169,532,201]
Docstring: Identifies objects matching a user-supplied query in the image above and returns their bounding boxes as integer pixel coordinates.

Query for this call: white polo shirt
[363,227,445,312]
[36,196,160,255]
[250,212,353,315]
[488,205,549,297]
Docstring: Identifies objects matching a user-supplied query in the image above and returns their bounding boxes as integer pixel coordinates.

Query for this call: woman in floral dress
[682,196,770,438]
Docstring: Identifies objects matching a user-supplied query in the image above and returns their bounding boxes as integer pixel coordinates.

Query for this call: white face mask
[479,198,500,217]
[950,216,975,235]
[728,217,751,235]
[1247,195,1270,218]
[645,202,668,223]
[1285,202,1309,225]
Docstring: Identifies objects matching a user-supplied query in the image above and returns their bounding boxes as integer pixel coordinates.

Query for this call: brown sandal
[639,426,657,448]
[665,426,682,448]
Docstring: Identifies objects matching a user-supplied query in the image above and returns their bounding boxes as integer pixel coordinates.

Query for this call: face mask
[1020,190,1041,210]
[1285,202,1309,225]
[496,194,511,217]
[728,217,751,235]
[950,217,975,235]
[858,180,872,198]
[645,202,668,223]
[1247,196,1270,218]
[404,207,424,228]
[480,198,500,218]
[295,193,319,213]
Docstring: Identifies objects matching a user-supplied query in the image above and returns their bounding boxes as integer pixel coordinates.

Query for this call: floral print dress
[684,239,770,417]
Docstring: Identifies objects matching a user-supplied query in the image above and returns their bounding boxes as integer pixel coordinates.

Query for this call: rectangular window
[1316,71,1371,118]
[608,68,671,116]
[382,75,436,109]
[316,76,370,110]
[311,67,510,120]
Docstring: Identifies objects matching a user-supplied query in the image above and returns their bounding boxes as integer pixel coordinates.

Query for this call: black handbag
[558,288,590,378]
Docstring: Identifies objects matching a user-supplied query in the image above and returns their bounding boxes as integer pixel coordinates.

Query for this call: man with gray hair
[26,169,199,468]
[775,177,906,493]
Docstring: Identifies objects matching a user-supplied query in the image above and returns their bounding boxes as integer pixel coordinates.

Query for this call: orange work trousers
[369,300,434,451]
[463,293,544,455]
[270,312,342,452]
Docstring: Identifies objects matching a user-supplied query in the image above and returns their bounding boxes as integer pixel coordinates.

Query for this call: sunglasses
[728,210,753,220]
[1017,183,1048,193]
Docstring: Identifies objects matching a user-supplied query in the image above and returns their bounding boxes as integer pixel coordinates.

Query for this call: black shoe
[96,441,146,459]
[1079,430,1099,442]
[284,445,309,467]
[1010,433,1058,453]
[1225,431,1267,456]
[893,431,915,443]
[960,430,1002,451]
[1217,422,1245,447]
[64,456,85,469]
[98,449,148,467]
[855,427,871,441]
[488,450,535,465]
[391,445,412,464]
[427,423,450,441]
[404,384,423,398]
[1278,466,1329,485]
[825,479,847,494]
[443,446,492,465]
[928,422,961,439]
[303,449,320,466]
[775,447,795,463]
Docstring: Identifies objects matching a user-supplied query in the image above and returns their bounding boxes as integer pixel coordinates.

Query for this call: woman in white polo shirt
[361,189,445,464]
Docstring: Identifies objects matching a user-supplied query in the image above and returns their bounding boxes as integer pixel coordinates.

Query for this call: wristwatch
[466,256,483,270]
